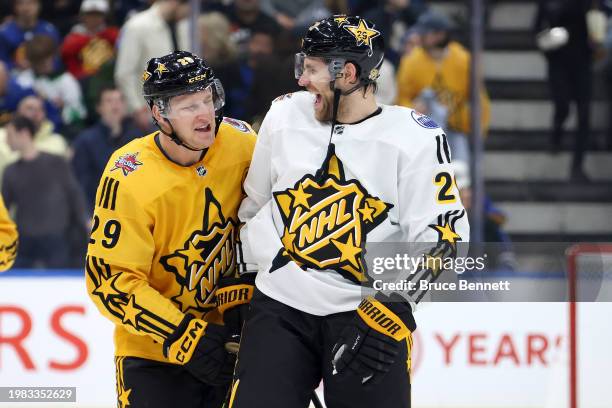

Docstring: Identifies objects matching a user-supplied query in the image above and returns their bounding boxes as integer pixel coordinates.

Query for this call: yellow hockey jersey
[85,118,256,362]
[0,195,17,271]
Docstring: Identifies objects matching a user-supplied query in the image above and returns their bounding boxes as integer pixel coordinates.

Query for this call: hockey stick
[311,391,324,408]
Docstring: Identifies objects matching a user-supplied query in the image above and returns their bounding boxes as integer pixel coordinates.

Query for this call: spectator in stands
[2,115,88,268]
[217,0,281,56]
[72,85,140,212]
[245,26,302,127]
[198,11,239,89]
[17,34,87,133]
[364,0,425,65]
[0,95,68,174]
[259,0,333,33]
[61,0,119,81]
[225,26,276,121]
[41,0,82,37]
[115,0,189,132]
[0,3,11,23]
[0,0,60,70]
[534,0,593,180]
[199,12,239,69]
[113,0,151,26]
[375,59,398,105]
[453,161,516,271]
[0,61,35,126]
[396,10,490,164]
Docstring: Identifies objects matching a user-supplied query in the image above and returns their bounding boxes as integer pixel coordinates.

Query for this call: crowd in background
[7,0,604,269]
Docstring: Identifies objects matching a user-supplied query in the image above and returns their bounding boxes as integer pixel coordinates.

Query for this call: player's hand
[163,314,235,386]
[331,294,415,385]
[215,273,256,349]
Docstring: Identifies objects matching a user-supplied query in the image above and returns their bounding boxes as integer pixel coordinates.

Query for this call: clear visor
[294,52,345,83]
[156,78,225,120]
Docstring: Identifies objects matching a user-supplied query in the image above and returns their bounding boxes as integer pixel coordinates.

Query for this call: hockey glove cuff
[215,273,256,317]
[331,294,415,385]
[163,314,235,386]
[215,273,255,352]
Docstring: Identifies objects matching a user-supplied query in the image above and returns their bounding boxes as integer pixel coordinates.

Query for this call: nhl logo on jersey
[111,152,143,176]
[196,165,207,177]
[271,146,392,283]
[160,188,236,312]
[411,111,440,129]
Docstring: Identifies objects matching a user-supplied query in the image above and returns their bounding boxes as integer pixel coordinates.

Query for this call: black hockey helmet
[142,50,224,117]
[296,15,385,86]
[142,50,225,149]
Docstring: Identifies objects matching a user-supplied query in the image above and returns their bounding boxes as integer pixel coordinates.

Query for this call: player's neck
[336,91,378,124]
[158,133,202,166]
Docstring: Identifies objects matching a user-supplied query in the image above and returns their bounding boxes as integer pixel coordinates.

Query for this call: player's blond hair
[198,12,238,66]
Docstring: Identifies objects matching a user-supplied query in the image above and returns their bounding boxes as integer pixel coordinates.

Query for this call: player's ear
[343,62,359,85]
[151,104,163,123]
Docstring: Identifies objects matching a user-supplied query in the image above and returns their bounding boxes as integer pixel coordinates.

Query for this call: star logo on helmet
[308,21,321,31]
[343,19,380,56]
[334,16,348,26]
[155,62,169,78]
[142,70,151,82]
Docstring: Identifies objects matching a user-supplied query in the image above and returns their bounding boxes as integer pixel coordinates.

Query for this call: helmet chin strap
[316,79,362,180]
[328,78,363,137]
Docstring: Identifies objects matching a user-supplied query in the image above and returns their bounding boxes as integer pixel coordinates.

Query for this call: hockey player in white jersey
[230,15,470,408]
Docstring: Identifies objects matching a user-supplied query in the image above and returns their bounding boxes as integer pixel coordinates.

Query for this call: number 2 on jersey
[434,172,457,203]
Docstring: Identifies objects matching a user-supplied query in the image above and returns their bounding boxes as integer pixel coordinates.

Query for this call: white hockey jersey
[238,91,470,315]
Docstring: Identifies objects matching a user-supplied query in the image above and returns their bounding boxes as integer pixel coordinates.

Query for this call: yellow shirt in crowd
[396,41,490,135]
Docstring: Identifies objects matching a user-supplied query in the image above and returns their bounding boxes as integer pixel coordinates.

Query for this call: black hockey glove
[331,294,416,386]
[163,314,235,386]
[215,273,256,353]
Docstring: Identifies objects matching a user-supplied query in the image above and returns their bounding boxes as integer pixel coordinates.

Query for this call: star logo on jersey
[155,62,169,77]
[142,70,151,82]
[111,152,143,176]
[428,210,465,250]
[343,19,380,56]
[0,239,17,270]
[271,145,392,283]
[160,188,236,313]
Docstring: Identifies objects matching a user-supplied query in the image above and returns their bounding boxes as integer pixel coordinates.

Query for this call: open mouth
[194,124,211,133]
[314,94,322,109]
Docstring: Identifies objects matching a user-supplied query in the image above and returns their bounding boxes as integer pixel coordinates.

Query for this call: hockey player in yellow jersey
[85,51,256,408]
[0,194,17,271]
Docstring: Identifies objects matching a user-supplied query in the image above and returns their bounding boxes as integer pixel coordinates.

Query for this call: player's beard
[315,90,335,122]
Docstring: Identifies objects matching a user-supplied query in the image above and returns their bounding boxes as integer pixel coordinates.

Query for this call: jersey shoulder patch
[109,151,144,176]
[222,117,250,133]
[103,134,155,180]
[410,110,440,129]
[272,92,294,103]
